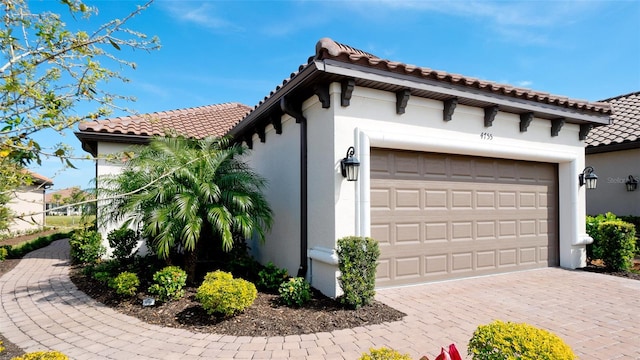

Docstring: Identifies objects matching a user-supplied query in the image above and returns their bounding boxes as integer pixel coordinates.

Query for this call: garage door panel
[372,149,559,287]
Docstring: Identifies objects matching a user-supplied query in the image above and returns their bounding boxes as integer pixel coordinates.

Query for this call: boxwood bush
[108,271,140,297]
[69,228,105,264]
[468,320,576,360]
[148,266,187,302]
[336,236,380,309]
[597,220,636,271]
[196,270,257,316]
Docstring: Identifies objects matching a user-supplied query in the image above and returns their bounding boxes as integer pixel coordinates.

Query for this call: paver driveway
[1,239,639,359]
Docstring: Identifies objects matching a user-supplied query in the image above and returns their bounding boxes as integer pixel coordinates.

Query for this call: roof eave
[320,59,611,125]
[75,131,152,157]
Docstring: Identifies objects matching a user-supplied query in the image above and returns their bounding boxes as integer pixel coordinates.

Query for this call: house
[6,171,53,234]
[585,92,640,216]
[76,38,611,297]
[45,187,89,216]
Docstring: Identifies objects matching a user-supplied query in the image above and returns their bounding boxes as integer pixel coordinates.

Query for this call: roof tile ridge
[599,91,640,103]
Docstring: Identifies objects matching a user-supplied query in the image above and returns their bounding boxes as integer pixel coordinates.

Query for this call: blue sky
[28,0,640,190]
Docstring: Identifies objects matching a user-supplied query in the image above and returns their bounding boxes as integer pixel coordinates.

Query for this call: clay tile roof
[231,38,610,133]
[22,170,53,186]
[312,38,610,114]
[44,187,84,203]
[78,102,252,139]
[586,91,640,148]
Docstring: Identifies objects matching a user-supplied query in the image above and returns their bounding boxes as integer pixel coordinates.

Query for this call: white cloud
[157,1,243,32]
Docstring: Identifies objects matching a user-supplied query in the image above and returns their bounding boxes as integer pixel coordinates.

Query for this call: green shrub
[0,246,7,261]
[358,347,412,360]
[4,231,73,259]
[69,228,105,264]
[148,266,187,301]
[336,236,380,309]
[278,277,311,307]
[108,271,140,297]
[586,212,618,260]
[467,320,576,360]
[619,215,640,255]
[0,339,4,353]
[257,262,288,292]
[107,227,139,261]
[196,270,257,316]
[11,351,69,360]
[597,220,636,271]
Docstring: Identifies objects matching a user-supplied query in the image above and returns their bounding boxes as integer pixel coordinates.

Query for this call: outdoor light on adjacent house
[340,146,360,181]
[625,175,638,192]
[578,166,598,189]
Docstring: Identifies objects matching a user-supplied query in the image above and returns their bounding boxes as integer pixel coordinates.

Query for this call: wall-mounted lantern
[579,166,598,189]
[625,175,638,192]
[340,146,360,181]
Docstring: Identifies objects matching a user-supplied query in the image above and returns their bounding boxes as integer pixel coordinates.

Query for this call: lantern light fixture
[625,175,638,192]
[578,166,598,189]
[340,146,360,181]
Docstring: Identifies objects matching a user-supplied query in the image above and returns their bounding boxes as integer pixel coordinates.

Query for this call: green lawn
[45,215,94,228]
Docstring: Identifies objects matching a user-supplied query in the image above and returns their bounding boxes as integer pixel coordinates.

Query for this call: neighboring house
[585,92,640,216]
[76,38,611,298]
[6,171,53,233]
[45,187,88,216]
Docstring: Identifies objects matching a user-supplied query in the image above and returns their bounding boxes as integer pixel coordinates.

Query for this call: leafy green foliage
[257,262,288,292]
[0,0,159,232]
[467,320,576,360]
[108,271,139,297]
[107,227,139,262]
[11,351,69,360]
[278,277,311,307]
[0,339,4,353]
[196,270,257,316]
[336,236,380,309]
[99,136,273,282]
[148,266,187,302]
[69,228,105,264]
[358,348,412,360]
[0,246,7,261]
[586,212,619,260]
[597,221,636,271]
[2,231,72,259]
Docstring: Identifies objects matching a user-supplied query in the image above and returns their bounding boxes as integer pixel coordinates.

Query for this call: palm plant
[100,136,272,282]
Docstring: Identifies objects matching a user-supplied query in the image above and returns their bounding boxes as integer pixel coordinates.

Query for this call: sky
[26,0,640,191]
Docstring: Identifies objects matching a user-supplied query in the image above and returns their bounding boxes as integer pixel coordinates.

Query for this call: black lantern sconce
[340,146,360,181]
[578,166,598,190]
[625,175,638,192]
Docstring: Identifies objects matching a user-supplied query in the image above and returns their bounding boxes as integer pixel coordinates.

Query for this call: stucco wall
[7,186,46,233]
[586,148,640,216]
[95,142,129,253]
[245,83,592,297]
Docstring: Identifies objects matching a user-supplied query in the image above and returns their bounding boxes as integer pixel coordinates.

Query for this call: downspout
[279,98,308,278]
[298,116,308,277]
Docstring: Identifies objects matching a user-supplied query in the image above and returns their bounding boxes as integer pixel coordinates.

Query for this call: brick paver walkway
[1,239,639,359]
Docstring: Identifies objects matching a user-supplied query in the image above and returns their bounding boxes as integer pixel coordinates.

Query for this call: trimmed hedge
[1,231,73,259]
[336,236,380,309]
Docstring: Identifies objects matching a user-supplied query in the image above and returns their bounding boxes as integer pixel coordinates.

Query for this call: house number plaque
[480,132,494,140]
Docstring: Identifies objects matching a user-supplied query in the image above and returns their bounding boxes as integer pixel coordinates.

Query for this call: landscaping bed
[69,266,406,336]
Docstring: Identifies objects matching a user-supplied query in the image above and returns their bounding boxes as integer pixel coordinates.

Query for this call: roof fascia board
[320,59,610,125]
[586,141,640,154]
[228,62,320,138]
[75,131,151,145]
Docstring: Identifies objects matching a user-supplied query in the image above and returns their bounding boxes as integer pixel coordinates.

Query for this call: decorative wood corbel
[443,98,458,122]
[314,83,330,109]
[520,112,534,132]
[257,125,266,143]
[551,118,565,137]
[280,97,306,123]
[244,134,253,149]
[396,89,411,115]
[341,78,355,107]
[270,115,282,135]
[579,124,593,141]
[484,106,499,128]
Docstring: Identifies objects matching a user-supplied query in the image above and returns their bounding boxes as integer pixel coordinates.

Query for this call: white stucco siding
[329,84,590,275]
[95,142,130,252]
[586,148,640,216]
[7,187,46,233]
[245,116,302,277]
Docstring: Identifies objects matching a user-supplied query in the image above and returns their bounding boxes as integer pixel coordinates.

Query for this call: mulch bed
[69,267,406,337]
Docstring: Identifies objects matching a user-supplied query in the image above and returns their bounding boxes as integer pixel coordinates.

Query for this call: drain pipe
[280,98,308,278]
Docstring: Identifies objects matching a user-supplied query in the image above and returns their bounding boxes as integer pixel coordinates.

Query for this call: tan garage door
[371,148,559,287]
